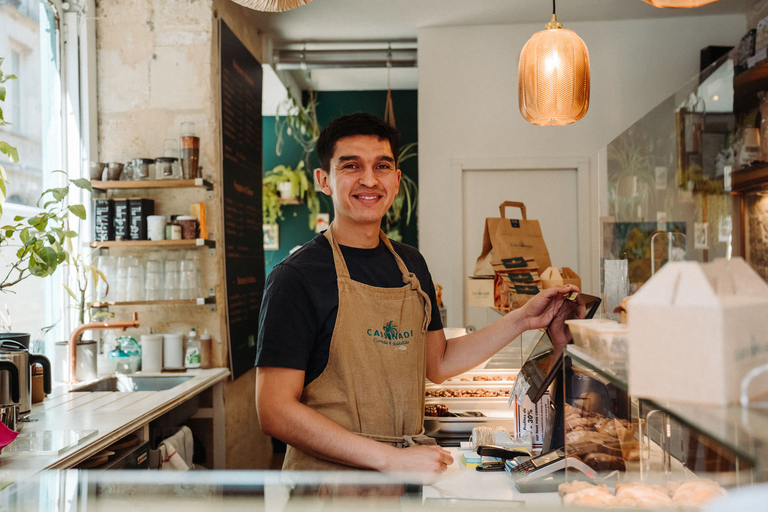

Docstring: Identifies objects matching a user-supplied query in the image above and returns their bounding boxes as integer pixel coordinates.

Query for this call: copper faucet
[68,312,140,384]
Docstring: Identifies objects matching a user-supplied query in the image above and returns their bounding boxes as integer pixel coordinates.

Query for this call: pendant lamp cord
[384,44,396,128]
[553,0,556,15]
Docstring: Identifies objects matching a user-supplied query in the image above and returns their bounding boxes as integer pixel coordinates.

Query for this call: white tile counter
[0,368,229,471]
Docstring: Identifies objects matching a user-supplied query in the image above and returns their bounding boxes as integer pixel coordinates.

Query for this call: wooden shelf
[89,297,216,308]
[733,60,768,112]
[91,178,213,191]
[732,162,768,192]
[90,238,215,248]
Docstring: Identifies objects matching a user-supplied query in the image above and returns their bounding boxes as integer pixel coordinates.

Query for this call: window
[0,0,66,356]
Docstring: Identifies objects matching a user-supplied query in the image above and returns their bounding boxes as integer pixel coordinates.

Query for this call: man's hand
[382,445,454,473]
[520,285,586,350]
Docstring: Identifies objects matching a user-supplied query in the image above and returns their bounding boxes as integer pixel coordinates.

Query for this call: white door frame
[447,156,596,327]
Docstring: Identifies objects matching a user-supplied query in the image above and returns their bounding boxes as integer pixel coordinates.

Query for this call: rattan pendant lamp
[229,0,313,12]
[641,0,720,7]
[518,0,590,126]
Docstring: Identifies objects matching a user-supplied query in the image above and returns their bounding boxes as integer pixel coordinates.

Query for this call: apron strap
[325,222,432,333]
[323,223,351,279]
[379,233,432,334]
[358,431,436,448]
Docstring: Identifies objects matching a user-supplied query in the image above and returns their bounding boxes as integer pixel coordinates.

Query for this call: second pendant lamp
[518,0,590,126]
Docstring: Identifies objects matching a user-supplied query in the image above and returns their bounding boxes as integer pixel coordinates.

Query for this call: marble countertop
[0,368,229,471]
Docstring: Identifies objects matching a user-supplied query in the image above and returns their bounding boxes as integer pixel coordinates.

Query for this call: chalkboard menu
[219,21,264,380]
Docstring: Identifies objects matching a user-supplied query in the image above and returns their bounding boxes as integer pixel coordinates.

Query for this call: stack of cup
[126,262,145,302]
[145,259,165,301]
[115,256,140,302]
[179,258,198,300]
[164,252,181,300]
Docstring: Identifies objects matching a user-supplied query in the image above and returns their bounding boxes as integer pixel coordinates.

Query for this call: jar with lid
[166,220,182,240]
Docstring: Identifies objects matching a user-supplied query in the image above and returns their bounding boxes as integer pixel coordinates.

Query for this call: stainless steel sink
[73,375,193,392]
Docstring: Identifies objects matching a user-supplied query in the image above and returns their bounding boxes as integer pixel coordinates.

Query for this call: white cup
[147,215,166,241]
[163,333,184,369]
[140,334,164,373]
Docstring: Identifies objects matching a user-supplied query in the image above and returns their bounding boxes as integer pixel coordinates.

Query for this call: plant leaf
[70,178,92,192]
[0,142,19,163]
[63,284,78,301]
[68,204,86,220]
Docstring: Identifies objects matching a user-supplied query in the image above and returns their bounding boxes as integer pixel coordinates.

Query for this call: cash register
[505,293,622,492]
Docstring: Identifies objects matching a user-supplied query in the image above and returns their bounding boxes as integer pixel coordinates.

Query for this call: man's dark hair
[316,113,400,172]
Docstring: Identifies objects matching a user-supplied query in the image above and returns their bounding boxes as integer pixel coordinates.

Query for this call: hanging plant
[275,83,320,169]
[383,142,419,242]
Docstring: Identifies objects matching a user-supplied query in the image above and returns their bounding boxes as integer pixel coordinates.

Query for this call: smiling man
[255,113,583,472]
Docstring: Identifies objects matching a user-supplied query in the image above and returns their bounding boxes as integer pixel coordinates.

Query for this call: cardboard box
[467,277,494,307]
[92,199,114,242]
[540,266,582,290]
[628,258,768,406]
[129,198,155,241]
[113,199,131,241]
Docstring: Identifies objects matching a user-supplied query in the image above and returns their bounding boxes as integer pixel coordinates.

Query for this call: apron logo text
[367,320,414,347]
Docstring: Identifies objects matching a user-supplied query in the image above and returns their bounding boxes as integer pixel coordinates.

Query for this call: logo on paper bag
[366,320,413,350]
[501,257,527,268]
[508,219,520,228]
[514,285,539,295]
[508,273,534,283]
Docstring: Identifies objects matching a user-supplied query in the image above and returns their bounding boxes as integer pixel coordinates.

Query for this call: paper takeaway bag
[474,202,552,277]
[628,257,768,406]
[540,267,582,290]
[492,258,542,312]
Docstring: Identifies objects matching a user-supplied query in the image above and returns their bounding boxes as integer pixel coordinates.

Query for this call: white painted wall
[417,14,747,326]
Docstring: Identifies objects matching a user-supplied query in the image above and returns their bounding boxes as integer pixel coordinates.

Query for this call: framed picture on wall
[263,224,279,250]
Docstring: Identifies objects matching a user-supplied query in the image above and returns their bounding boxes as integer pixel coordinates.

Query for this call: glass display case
[600,48,768,316]
[561,345,763,502]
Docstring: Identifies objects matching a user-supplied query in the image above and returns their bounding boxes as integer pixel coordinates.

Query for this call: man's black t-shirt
[256,232,443,386]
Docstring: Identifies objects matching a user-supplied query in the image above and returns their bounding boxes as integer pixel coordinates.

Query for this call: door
[462,167,580,336]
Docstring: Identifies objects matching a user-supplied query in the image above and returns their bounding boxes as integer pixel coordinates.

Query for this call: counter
[0,368,229,471]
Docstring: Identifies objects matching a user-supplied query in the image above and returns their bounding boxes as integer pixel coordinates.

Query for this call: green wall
[263,90,418,275]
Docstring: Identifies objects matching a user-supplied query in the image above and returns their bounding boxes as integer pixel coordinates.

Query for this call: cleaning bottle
[184,327,201,368]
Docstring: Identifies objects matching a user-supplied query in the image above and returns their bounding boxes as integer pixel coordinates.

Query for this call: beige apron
[283,223,433,470]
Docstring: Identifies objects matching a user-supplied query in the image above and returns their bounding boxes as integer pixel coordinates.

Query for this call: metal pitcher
[0,340,51,417]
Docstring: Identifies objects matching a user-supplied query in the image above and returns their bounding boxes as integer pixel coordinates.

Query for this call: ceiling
[253,0,756,95]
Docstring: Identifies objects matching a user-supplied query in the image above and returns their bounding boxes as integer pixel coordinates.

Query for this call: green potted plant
[262,161,320,230]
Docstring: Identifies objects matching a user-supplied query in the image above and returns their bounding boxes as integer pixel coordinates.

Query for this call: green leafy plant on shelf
[383,142,419,242]
[262,161,320,229]
[270,80,323,231]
